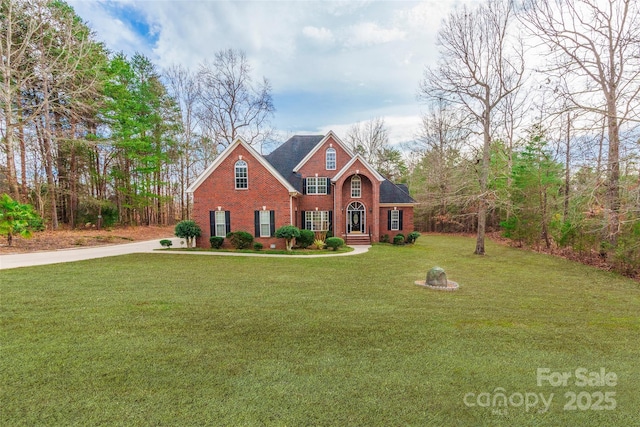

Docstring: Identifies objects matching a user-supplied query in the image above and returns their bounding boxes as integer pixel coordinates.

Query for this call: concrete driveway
[0,238,370,270]
[0,237,180,270]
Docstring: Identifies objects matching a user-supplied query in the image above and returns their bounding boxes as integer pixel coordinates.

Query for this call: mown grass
[1,235,638,426]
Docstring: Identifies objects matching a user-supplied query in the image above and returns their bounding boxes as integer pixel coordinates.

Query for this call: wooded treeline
[1,0,639,274]
[410,0,640,274]
[1,0,273,229]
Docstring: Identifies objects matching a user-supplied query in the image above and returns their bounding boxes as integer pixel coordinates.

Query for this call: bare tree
[345,117,389,163]
[345,117,406,181]
[522,0,640,243]
[0,0,42,200]
[196,49,274,150]
[419,0,525,254]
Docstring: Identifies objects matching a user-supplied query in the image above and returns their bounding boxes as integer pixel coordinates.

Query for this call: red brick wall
[379,207,415,242]
[192,144,293,249]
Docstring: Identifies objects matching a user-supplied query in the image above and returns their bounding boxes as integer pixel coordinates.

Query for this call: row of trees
[1,0,274,229]
[410,0,639,274]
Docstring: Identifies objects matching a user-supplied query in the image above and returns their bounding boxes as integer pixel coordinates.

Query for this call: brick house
[186,131,416,249]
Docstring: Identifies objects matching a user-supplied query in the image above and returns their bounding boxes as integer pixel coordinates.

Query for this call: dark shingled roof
[264,135,324,192]
[264,134,415,204]
[380,180,415,204]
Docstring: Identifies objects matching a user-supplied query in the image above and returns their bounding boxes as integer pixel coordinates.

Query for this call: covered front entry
[346,201,365,233]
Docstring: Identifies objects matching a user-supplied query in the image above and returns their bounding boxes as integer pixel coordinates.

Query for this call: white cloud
[302,26,335,45]
[68,0,468,144]
[346,22,406,47]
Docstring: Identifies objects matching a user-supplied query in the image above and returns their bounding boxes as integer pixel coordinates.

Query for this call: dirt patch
[0,226,174,254]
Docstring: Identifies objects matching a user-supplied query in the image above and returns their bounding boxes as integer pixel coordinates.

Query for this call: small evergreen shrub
[275,225,301,251]
[407,231,421,244]
[159,239,173,248]
[253,242,264,251]
[174,220,201,248]
[325,237,344,251]
[297,229,315,248]
[380,234,390,243]
[209,236,224,249]
[393,234,405,245]
[226,231,254,249]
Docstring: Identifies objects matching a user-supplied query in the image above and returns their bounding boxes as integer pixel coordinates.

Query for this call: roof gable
[186,137,297,194]
[332,154,385,183]
[292,131,354,172]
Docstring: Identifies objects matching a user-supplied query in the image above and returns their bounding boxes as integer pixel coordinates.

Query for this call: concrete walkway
[0,238,371,270]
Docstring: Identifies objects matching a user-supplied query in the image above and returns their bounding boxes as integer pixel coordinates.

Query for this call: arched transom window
[235,160,248,189]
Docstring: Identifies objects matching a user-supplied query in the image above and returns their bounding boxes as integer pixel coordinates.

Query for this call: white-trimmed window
[259,210,271,237]
[306,177,328,195]
[351,175,361,198]
[235,160,248,189]
[390,210,400,231]
[305,211,329,231]
[326,148,336,170]
[215,211,226,237]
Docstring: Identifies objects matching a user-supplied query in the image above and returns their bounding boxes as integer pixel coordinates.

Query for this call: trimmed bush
[209,236,224,249]
[407,231,421,244]
[275,225,301,251]
[226,231,254,249]
[393,234,405,245]
[174,220,201,248]
[253,242,264,251]
[325,237,344,251]
[159,239,172,248]
[297,229,315,248]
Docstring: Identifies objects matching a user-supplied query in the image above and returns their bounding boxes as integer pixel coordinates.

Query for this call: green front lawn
[2,235,638,426]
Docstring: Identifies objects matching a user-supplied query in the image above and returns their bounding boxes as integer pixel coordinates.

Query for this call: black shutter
[328,210,333,232]
[387,210,392,230]
[254,211,260,236]
[270,210,275,236]
[399,210,404,230]
[302,178,307,194]
[210,211,215,236]
[225,211,231,235]
[300,211,306,229]
[326,178,331,194]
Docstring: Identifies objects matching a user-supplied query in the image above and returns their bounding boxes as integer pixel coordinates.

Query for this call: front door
[347,202,365,233]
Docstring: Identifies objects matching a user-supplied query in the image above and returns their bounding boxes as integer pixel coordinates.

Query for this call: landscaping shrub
[209,236,224,249]
[393,234,405,245]
[174,220,201,248]
[407,231,421,244]
[325,237,344,251]
[313,239,325,249]
[275,225,300,251]
[253,242,264,251]
[380,234,390,243]
[297,229,315,248]
[226,231,254,249]
[159,239,173,248]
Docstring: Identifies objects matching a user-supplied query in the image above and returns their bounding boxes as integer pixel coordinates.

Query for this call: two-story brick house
[186,131,415,249]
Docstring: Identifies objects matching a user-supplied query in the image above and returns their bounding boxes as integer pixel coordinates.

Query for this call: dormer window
[351,175,361,198]
[235,160,248,189]
[326,148,336,170]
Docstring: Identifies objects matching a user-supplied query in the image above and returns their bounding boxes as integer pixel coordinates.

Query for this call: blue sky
[68,0,477,146]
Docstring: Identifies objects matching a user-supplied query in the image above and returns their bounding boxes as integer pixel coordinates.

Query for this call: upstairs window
[306,177,328,195]
[235,160,248,189]
[351,175,361,198]
[326,148,336,170]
